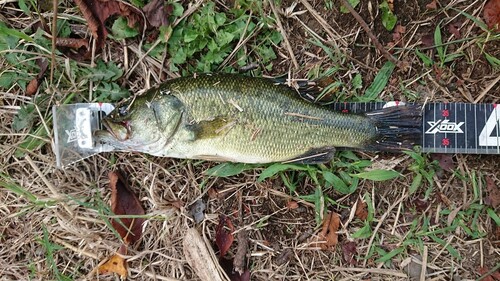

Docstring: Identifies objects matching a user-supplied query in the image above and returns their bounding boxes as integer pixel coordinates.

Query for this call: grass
[1,0,500,280]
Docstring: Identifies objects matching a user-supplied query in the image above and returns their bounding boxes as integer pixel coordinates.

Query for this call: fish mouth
[101,118,131,141]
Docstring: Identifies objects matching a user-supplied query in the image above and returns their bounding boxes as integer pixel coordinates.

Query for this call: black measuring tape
[330,102,500,154]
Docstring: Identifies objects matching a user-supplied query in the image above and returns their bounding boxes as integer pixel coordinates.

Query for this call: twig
[338,0,402,69]
[50,0,58,85]
[298,0,346,46]
[331,267,407,278]
[267,0,299,70]
[474,75,500,103]
[363,190,407,266]
[420,246,428,281]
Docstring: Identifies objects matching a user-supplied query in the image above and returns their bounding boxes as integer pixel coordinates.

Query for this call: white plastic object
[52,103,115,168]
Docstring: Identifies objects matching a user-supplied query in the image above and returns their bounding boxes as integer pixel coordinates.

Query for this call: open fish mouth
[101,118,131,141]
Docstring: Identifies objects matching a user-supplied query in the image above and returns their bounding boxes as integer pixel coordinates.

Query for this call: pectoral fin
[190,117,236,139]
[284,146,336,164]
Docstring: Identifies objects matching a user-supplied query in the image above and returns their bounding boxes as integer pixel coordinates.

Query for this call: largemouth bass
[95,74,421,164]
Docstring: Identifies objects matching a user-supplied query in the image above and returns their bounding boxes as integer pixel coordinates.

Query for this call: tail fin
[364,104,422,151]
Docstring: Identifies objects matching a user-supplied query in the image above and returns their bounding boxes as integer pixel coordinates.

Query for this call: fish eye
[118,106,128,116]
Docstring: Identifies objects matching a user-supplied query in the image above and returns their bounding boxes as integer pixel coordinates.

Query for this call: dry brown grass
[1,0,499,280]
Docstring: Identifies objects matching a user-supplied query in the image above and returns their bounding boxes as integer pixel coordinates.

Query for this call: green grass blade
[257,163,309,182]
[375,247,404,263]
[362,61,395,101]
[350,170,400,181]
[205,163,255,177]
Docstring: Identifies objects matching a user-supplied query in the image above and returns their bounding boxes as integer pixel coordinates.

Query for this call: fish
[95,73,422,164]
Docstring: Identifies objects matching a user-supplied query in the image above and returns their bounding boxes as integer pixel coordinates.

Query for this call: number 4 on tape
[479,106,500,147]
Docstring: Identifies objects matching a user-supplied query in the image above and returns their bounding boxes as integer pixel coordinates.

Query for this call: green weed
[415,23,465,69]
[405,151,437,196]
[379,0,397,31]
[150,1,283,73]
[38,226,72,281]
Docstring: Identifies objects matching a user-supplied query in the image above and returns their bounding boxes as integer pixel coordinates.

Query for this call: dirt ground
[0,0,499,280]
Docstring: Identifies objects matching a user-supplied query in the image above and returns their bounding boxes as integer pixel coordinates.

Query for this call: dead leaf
[26,58,48,96]
[143,0,172,27]
[448,21,462,39]
[412,197,430,212]
[484,0,500,31]
[493,224,500,240]
[421,34,434,48]
[97,245,128,279]
[287,201,299,209]
[447,205,462,226]
[436,191,452,208]
[342,241,357,265]
[215,215,235,257]
[426,0,437,10]
[387,0,394,11]
[63,0,142,60]
[391,24,406,47]
[485,176,500,208]
[317,212,340,250]
[168,200,184,209]
[354,200,368,221]
[431,153,455,172]
[275,248,293,265]
[233,229,249,275]
[109,171,145,245]
[208,187,220,199]
[477,266,500,281]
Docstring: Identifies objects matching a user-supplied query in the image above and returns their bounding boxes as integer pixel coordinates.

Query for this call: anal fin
[284,146,336,164]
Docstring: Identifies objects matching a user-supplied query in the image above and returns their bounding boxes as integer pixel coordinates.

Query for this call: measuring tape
[329,102,500,155]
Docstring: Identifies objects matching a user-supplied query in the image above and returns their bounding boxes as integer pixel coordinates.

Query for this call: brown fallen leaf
[143,0,172,27]
[477,266,500,281]
[426,0,437,10]
[109,171,145,245]
[354,200,368,221]
[97,245,128,278]
[387,0,394,11]
[168,200,184,209]
[484,0,500,31]
[64,0,142,60]
[431,153,455,172]
[413,197,430,213]
[287,201,299,210]
[342,241,357,265]
[392,24,406,47]
[493,224,500,240]
[436,191,452,208]
[233,229,249,275]
[317,212,340,250]
[485,176,500,208]
[215,215,235,257]
[448,21,462,39]
[26,58,48,96]
[421,34,434,48]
